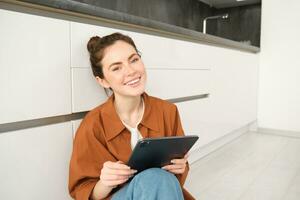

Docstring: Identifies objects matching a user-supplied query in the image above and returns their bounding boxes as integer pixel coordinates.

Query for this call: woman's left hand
[162,154,188,174]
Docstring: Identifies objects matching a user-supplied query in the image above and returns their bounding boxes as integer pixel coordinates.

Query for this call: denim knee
[112,168,184,200]
[134,168,179,185]
[138,168,173,178]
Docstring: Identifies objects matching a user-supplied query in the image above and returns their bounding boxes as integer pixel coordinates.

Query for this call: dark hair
[87,32,140,79]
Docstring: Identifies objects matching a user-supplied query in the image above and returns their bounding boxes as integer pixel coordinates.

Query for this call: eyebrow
[108,53,139,69]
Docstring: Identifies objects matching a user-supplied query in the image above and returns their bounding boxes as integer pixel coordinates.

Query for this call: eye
[131,57,140,63]
[112,66,121,71]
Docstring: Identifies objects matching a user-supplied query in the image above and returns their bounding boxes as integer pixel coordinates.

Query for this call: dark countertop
[9,0,259,53]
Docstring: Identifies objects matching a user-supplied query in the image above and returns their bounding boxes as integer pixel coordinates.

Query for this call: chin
[127,87,145,97]
[114,86,145,98]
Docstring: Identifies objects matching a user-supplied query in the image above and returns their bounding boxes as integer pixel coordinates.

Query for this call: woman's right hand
[99,161,137,189]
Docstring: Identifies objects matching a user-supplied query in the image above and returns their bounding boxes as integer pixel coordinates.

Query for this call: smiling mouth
[125,77,141,86]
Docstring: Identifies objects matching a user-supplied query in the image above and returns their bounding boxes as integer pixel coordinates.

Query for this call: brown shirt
[69,93,195,200]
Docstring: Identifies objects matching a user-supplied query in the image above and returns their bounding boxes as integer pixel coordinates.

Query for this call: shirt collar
[140,93,159,132]
[102,92,159,141]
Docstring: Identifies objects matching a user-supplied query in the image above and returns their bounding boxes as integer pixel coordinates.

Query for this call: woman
[69,32,195,200]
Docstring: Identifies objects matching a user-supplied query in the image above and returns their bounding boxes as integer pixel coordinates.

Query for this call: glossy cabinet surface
[0,122,73,200]
[0,9,71,124]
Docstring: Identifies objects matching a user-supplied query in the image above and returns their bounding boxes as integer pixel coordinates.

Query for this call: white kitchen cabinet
[0,9,71,124]
[71,68,108,112]
[0,122,73,200]
[70,22,212,70]
[146,68,210,100]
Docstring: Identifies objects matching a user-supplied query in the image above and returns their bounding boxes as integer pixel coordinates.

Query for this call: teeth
[126,78,139,85]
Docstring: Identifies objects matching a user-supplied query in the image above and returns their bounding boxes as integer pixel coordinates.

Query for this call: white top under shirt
[120,99,145,150]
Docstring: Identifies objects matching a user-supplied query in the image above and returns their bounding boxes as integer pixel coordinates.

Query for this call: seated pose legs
[112,168,184,200]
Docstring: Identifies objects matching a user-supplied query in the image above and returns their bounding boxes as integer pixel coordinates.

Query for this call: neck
[113,93,143,126]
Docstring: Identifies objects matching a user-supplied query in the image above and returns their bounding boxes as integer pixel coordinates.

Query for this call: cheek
[138,64,147,81]
[139,63,146,74]
[111,74,125,85]
[143,69,147,80]
[103,72,124,86]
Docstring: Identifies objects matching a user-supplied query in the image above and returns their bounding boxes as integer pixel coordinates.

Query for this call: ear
[95,76,111,89]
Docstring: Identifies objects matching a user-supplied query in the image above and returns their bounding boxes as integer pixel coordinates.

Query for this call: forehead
[102,40,137,65]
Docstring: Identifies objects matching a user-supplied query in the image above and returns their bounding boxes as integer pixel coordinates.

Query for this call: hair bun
[87,36,101,53]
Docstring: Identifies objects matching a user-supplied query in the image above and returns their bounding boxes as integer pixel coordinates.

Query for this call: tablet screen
[127,135,199,172]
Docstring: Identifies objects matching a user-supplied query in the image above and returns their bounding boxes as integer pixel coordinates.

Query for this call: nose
[124,63,135,76]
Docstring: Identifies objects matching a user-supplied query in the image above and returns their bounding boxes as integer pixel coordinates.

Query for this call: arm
[91,180,114,200]
[91,161,136,200]
[68,115,117,199]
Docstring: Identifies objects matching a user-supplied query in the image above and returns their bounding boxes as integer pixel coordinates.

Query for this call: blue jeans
[112,168,184,200]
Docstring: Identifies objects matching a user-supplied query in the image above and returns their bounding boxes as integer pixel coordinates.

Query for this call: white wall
[258,0,300,133]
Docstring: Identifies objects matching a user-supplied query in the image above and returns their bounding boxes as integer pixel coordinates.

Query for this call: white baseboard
[249,120,258,132]
[258,127,300,139]
[188,121,255,164]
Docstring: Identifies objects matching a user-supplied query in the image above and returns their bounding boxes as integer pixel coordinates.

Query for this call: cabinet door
[70,21,212,70]
[72,119,83,138]
[146,69,210,100]
[72,68,107,112]
[70,22,120,68]
[0,122,73,200]
[0,9,71,124]
[130,32,214,69]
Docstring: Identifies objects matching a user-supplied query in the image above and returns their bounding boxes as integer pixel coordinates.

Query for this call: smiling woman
[96,40,146,99]
[68,32,195,200]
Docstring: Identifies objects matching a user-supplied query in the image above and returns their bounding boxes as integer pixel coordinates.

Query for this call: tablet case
[127,135,199,172]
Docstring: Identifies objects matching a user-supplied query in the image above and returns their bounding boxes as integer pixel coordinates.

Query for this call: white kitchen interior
[0,0,299,199]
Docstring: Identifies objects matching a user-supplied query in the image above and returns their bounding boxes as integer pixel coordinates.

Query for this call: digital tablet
[127,135,199,172]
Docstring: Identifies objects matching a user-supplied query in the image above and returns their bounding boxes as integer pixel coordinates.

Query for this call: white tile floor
[185,132,300,200]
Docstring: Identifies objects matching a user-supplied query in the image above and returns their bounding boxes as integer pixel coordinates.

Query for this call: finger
[102,178,129,187]
[104,161,130,169]
[161,164,173,169]
[184,153,189,159]
[171,158,187,165]
[101,174,124,181]
[162,164,185,171]
[104,161,131,170]
[101,173,133,181]
[167,168,185,174]
[102,167,137,176]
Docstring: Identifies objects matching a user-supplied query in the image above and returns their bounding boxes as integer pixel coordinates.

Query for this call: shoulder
[145,93,178,114]
[81,103,104,126]
[74,100,109,140]
[83,94,115,121]
[145,93,184,135]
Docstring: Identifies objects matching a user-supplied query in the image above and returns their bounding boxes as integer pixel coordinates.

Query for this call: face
[97,40,147,98]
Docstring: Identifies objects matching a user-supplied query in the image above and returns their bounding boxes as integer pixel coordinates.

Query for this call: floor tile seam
[279,167,300,200]
[236,138,290,200]
[191,134,284,193]
[190,134,288,194]
[190,134,260,174]
[190,132,254,168]
[196,148,258,194]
